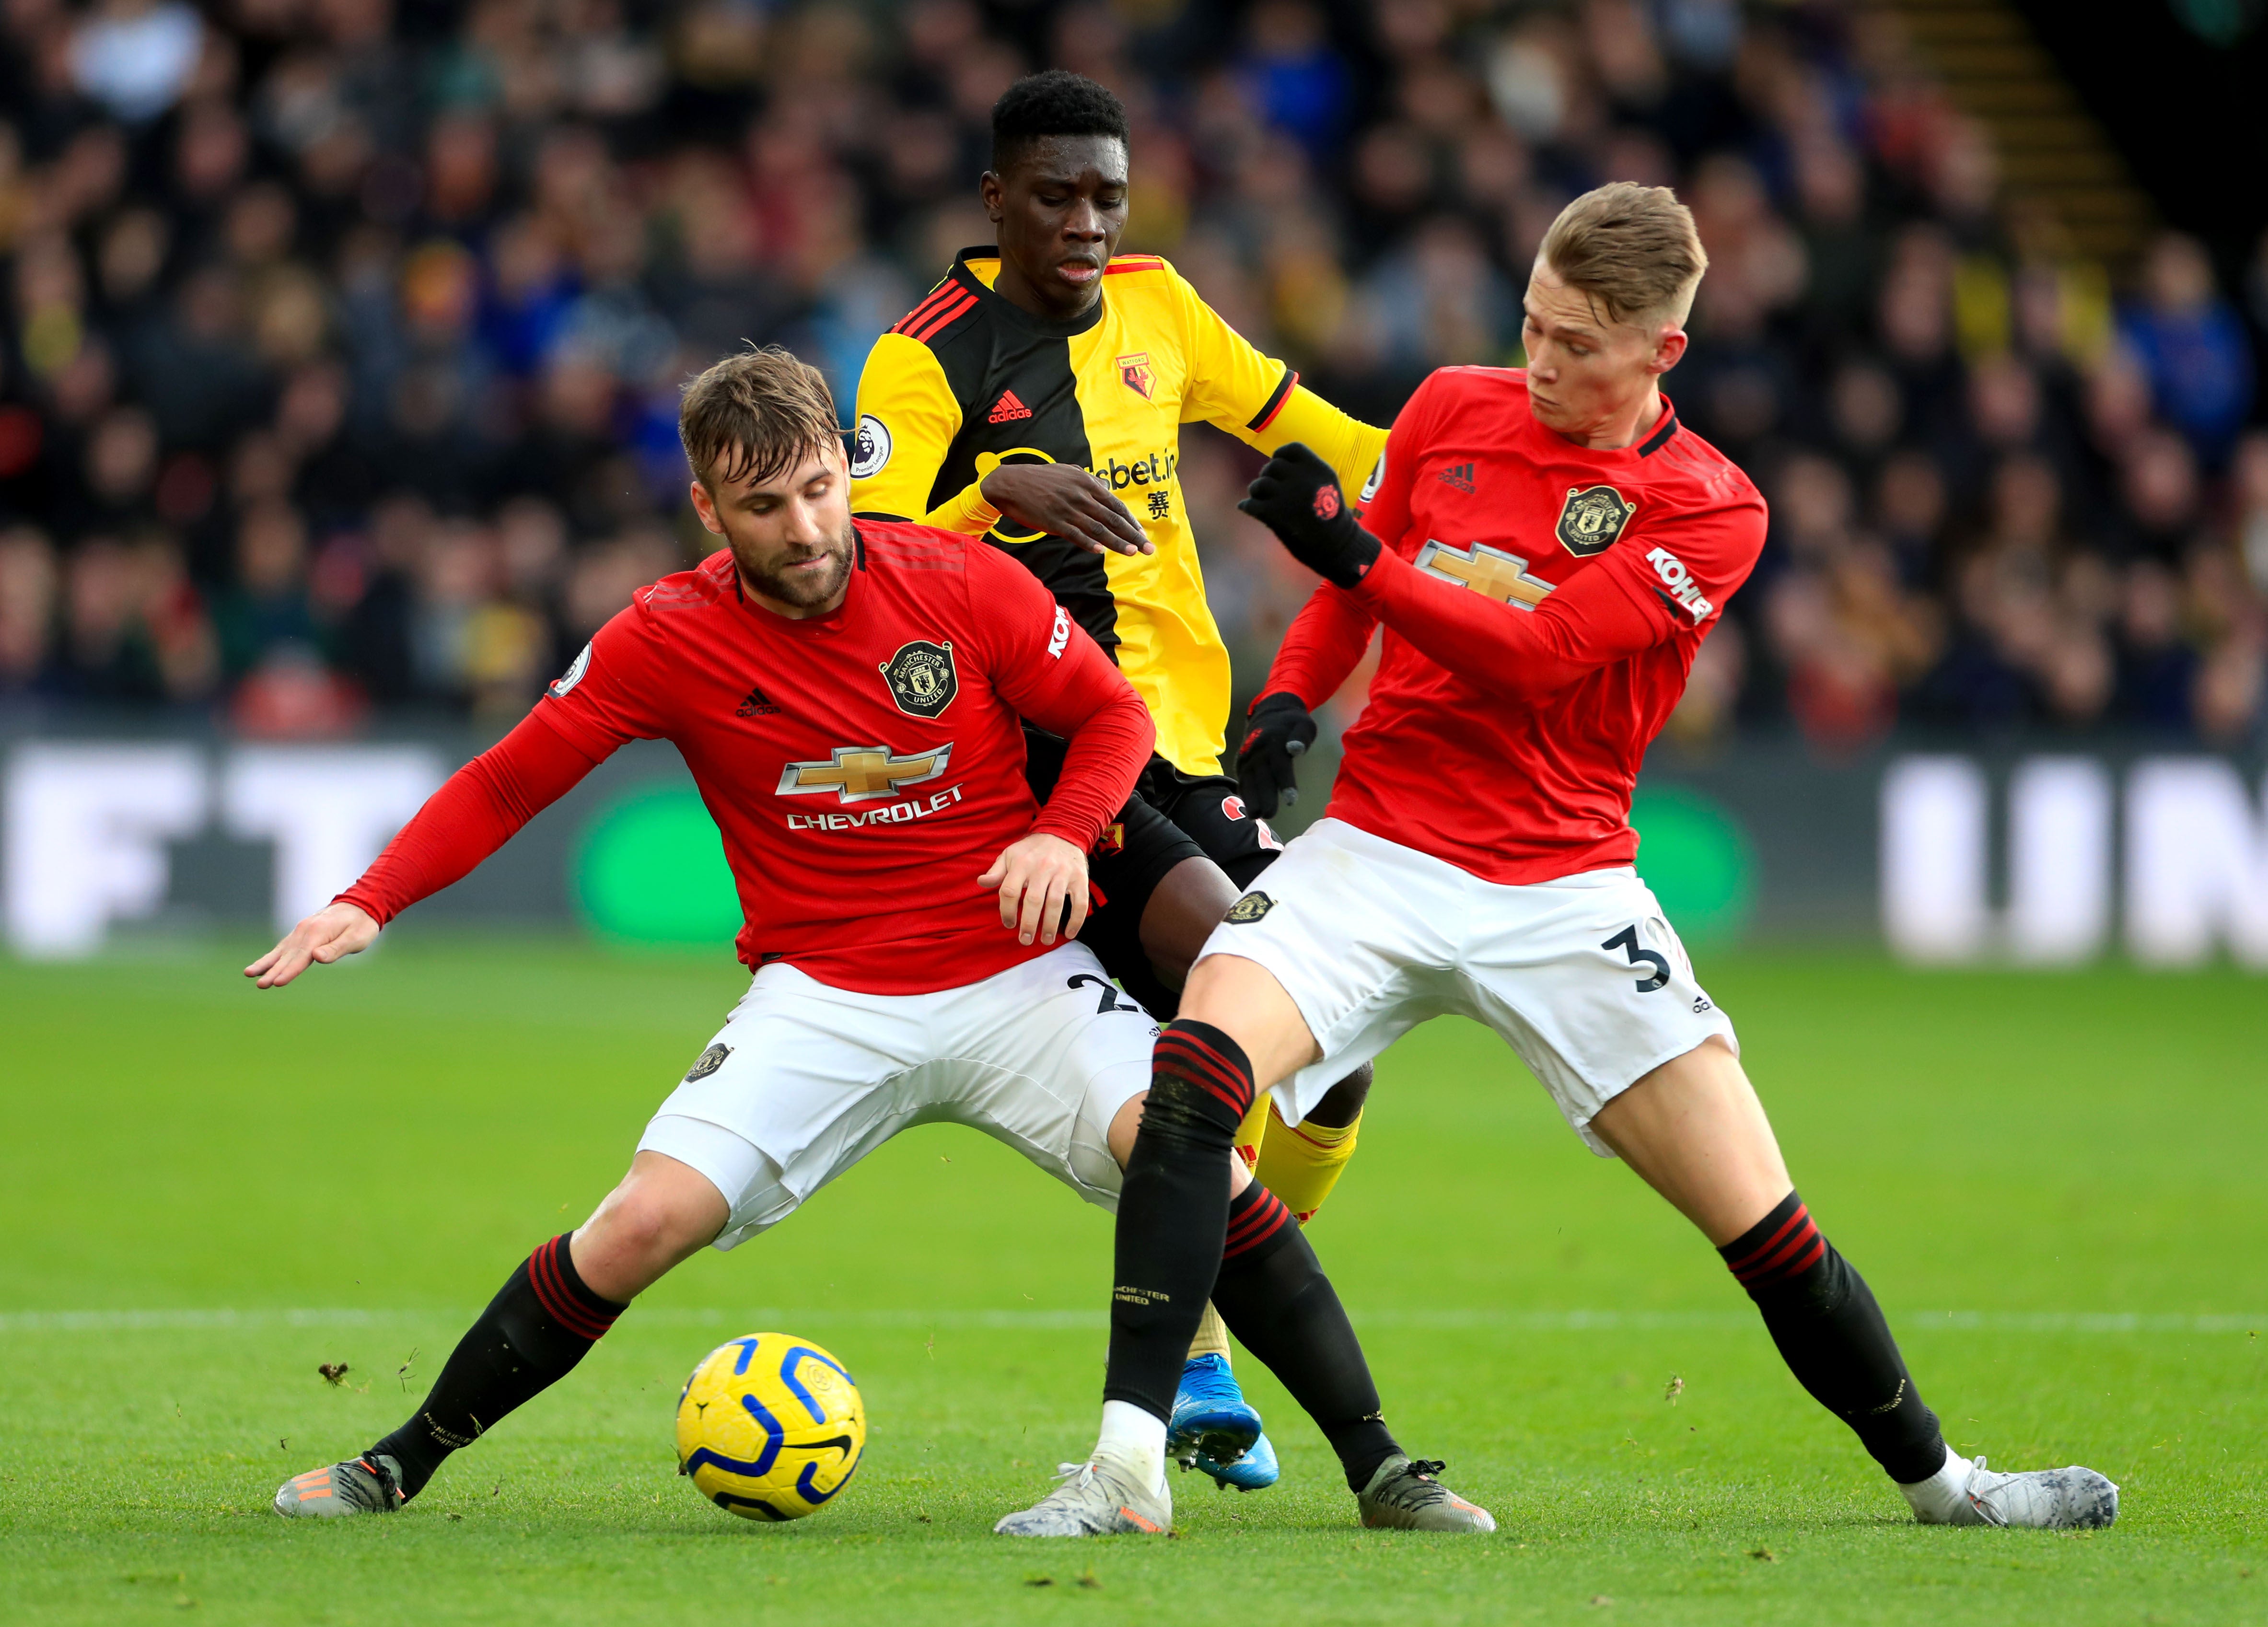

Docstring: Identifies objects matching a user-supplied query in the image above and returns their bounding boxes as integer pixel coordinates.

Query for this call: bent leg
[1101,956,1318,1432]
[1591,1040,1948,1486]
[1106,955,1413,1493]
[365,1152,727,1501]
[1136,854,1239,990]
[572,1149,733,1299]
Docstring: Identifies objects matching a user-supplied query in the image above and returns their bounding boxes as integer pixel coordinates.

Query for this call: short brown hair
[679,345,842,489]
[1538,182,1708,327]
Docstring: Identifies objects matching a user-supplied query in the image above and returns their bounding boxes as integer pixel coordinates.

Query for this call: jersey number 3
[1601,926,1670,993]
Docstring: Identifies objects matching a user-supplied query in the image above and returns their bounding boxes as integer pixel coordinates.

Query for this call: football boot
[993,1456,1172,1537]
[1918,1455,2119,1529]
[274,1453,406,1518]
[1165,1353,1263,1474]
[1189,1428,1279,1492]
[1355,1455,1497,1533]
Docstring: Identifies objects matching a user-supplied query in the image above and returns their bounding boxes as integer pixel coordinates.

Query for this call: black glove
[1237,691,1317,818]
[1236,442,1382,590]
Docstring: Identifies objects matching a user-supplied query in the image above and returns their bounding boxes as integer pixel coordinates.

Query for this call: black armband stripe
[1247,367,1299,432]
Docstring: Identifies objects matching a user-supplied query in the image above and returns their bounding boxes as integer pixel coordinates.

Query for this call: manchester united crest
[879,639,958,718]
[1118,351,1155,399]
[684,1043,732,1082]
[1556,485,1637,558]
[1223,891,1275,924]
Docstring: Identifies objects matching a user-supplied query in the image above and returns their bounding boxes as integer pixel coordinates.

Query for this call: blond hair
[1538,182,1708,328]
[679,345,842,489]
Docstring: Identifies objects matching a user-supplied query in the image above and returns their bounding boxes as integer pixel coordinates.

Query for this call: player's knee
[584,1175,722,1276]
[1140,1072,1240,1151]
[1137,857,1239,976]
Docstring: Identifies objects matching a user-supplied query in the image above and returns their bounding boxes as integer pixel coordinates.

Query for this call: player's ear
[689,478,726,536]
[978,169,1005,223]
[1649,325,1689,376]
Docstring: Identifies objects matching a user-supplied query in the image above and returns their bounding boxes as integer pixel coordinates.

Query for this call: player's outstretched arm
[1241,443,1677,701]
[244,710,603,990]
[244,901,380,988]
[1171,265,1389,499]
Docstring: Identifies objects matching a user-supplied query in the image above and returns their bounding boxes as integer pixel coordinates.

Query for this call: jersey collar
[954,245,1108,339]
[1636,400,1679,457]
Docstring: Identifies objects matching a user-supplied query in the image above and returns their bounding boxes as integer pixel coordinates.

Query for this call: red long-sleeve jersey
[1263,366,1765,885]
[338,523,1155,994]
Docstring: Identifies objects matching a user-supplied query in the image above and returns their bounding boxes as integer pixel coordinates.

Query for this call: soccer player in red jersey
[1008,185,2116,1538]
[255,348,1274,1526]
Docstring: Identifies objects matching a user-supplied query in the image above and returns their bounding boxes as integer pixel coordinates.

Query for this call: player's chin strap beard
[742,527,855,610]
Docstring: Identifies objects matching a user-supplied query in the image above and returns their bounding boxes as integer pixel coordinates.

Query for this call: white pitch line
[0,1308,2256,1335]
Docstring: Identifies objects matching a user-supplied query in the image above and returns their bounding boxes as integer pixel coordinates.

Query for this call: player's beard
[740,521,855,610]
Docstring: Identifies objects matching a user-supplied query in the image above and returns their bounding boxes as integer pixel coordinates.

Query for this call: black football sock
[1209,1181,1401,1493]
[371,1233,625,1499]
[1103,1020,1255,1422]
[1721,1191,1947,1484]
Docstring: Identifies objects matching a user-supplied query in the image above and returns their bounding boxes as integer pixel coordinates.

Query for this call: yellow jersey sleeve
[849,330,1000,532]
[1169,267,1388,498]
[1259,387,1390,508]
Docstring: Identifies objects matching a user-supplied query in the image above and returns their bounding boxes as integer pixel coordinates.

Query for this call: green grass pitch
[1,940,2263,1625]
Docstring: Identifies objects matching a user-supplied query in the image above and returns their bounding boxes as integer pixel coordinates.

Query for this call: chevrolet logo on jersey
[1414,540,1556,610]
[776,744,954,803]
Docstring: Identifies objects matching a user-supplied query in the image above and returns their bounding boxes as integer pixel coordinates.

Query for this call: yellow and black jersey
[850,246,1387,777]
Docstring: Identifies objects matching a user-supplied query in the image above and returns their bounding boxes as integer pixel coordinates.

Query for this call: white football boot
[1901,1446,2119,1528]
[993,1456,1172,1537]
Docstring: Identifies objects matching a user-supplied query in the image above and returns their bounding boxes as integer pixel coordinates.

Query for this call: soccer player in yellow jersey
[850,71,1384,1493]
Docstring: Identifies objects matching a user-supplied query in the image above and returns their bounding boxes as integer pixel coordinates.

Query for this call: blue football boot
[1167,1354,1269,1488]
[1192,1426,1280,1492]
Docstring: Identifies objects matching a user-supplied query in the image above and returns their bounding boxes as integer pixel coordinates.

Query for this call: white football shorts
[1203,817,1737,1157]
[636,941,1157,1249]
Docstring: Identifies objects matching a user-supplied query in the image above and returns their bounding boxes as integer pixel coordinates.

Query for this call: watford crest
[1556,485,1637,558]
[1118,352,1155,399]
[878,639,958,718]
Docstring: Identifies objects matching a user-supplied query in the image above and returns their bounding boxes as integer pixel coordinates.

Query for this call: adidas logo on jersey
[735,686,780,718]
[988,389,1034,423]
[1437,462,1477,493]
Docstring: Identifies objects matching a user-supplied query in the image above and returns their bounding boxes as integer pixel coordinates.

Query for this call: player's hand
[979,832,1090,946]
[981,462,1154,557]
[244,901,380,989]
[1236,442,1381,589]
[1237,690,1318,817]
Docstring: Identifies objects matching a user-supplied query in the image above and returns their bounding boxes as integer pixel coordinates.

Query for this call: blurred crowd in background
[2,0,2267,750]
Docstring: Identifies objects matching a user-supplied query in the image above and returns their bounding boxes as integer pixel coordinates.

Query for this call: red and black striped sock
[372,1233,626,1499]
[1720,1191,1947,1484]
[1210,1180,1401,1493]
[1103,1020,1256,1423]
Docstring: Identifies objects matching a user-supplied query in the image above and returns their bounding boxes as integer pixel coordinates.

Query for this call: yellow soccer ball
[675,1332,865,1521]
